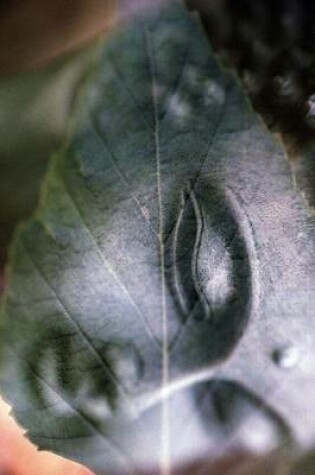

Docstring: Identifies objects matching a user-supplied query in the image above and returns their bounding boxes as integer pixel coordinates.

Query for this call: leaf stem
[145,24,171,475]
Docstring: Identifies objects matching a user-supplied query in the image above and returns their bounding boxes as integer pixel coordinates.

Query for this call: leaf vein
[22,241,129,399]
[56,171,160,349]
[88,114,159,239]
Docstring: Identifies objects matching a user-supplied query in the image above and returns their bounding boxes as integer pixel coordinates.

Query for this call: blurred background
[0,0,315,474]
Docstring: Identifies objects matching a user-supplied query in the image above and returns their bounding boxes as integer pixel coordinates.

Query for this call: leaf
[1,1,315,473]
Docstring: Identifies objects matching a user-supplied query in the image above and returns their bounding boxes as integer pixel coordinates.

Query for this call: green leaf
[1,1,315,473]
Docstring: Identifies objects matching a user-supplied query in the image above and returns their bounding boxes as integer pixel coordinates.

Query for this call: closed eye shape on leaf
[12,329,141,422]
[167,181,256,376]
[194,379,293,453]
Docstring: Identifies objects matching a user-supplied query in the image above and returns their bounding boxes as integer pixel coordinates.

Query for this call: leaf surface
[2,1,315,473]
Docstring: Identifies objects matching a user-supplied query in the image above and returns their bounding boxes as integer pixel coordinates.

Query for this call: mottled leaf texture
[1,1,315,474]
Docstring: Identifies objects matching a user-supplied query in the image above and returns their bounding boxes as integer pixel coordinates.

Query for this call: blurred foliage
[0,0,114,73]
[187,0,315,153]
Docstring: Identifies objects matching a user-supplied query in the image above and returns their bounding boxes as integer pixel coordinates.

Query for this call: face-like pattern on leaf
[1,1,315,474]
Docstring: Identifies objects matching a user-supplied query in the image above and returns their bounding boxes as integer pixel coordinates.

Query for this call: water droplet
[272,345,300,369]
[204,80,225,106]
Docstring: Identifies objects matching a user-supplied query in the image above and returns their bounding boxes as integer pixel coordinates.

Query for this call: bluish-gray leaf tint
[1,1,315,473]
